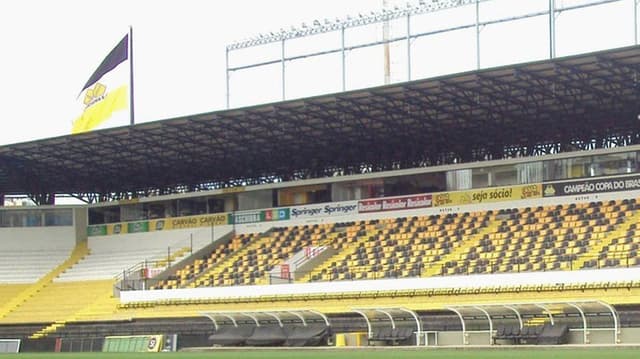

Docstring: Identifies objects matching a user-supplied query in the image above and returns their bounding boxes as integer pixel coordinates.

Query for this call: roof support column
[281,39,286,101]
[635,0,639,45]
[549,0,556,59]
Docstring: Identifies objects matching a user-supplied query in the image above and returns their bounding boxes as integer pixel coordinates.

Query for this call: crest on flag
[72,34,130,134]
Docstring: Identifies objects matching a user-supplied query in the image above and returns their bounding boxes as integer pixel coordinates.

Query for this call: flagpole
[129,25,135,126]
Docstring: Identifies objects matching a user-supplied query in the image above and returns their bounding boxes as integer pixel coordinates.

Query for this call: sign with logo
[110,223,123,235]
[433,184,542,207]
[290,202,358,218]
[89,213,231,236]
[127,221,149,233]
[151,213,231,231]
[543,175,640,197]
[232,208,290,224]
[87,225,107,236]
[280,264,291,280]
[358,194,432,213]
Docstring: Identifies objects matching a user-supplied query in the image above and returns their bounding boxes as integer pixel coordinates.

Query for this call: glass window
[44,209,73,226]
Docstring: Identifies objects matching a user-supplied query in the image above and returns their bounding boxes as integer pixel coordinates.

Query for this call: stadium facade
[2,42,640,353]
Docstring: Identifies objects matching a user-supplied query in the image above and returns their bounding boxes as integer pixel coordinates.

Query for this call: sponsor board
[87,225,107,236]
[543,175,640,197]
[88,222,128,236]
[107,223,125,235]
[127,221,149,233]
[88,213,231,236]
[358,194,432,213]
[150,213,230,231]
[290,202,358,218]
[433,184,542,207]
[232,208,290,224]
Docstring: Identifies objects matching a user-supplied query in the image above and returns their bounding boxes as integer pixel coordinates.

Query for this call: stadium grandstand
[4,1,640,355]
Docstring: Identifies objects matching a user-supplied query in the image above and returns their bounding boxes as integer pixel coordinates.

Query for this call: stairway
[0,241,89,321]
[29,280,118,339]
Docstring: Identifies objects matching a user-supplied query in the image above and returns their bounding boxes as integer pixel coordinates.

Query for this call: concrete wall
[425,327,640,346]
[119,266,640,303]
[0,226,76,251]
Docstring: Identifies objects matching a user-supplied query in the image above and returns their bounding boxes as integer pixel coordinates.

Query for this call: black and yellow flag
[72,34,129,134]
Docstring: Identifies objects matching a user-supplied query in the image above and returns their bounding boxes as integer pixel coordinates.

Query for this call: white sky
[0,0,636,146]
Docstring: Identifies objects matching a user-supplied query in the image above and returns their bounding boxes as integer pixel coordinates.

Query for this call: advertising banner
[232,208,290,224]
[89,213,231,236]
[358,194,432,213]
[150,213,231,231]
[87,225,107,236]
[106,223,125,235]
[433,184,542,207]
[127,221,149,233]
[290,202,358,219]
[543,175,640,197]
[88,223,126,236]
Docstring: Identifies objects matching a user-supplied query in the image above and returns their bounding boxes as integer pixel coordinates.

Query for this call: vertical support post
[476,0,481,69]
[128,26,135,126]
[281,39,286,101]
[407,13,412,81]
[383,17,391,84]
[225,47,230,109]
[341,26,346,91]
[549,0,556,59]
[635,0,639,45]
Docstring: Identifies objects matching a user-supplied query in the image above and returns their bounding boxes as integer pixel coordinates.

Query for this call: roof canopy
[2,45,640,201]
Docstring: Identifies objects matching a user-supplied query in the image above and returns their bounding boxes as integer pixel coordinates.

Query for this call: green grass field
[8,348,640,359]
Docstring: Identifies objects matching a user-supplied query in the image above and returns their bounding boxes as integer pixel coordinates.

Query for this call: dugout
[202,309,330,347]
[351,307,421,346]
[442,300,618,346]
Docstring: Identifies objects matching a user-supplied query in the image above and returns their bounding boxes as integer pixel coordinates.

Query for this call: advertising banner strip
[127,221,149,233]
[433,184,542,207]
[543,175,640,197]
[232,208,290,225]
[150,213,231,231]
[88,213,231,236]
[358,194,432,214]
[290,202,358,219]
[87,225,108,236]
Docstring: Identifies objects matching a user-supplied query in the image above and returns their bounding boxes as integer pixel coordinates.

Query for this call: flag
[72,34,129,134]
